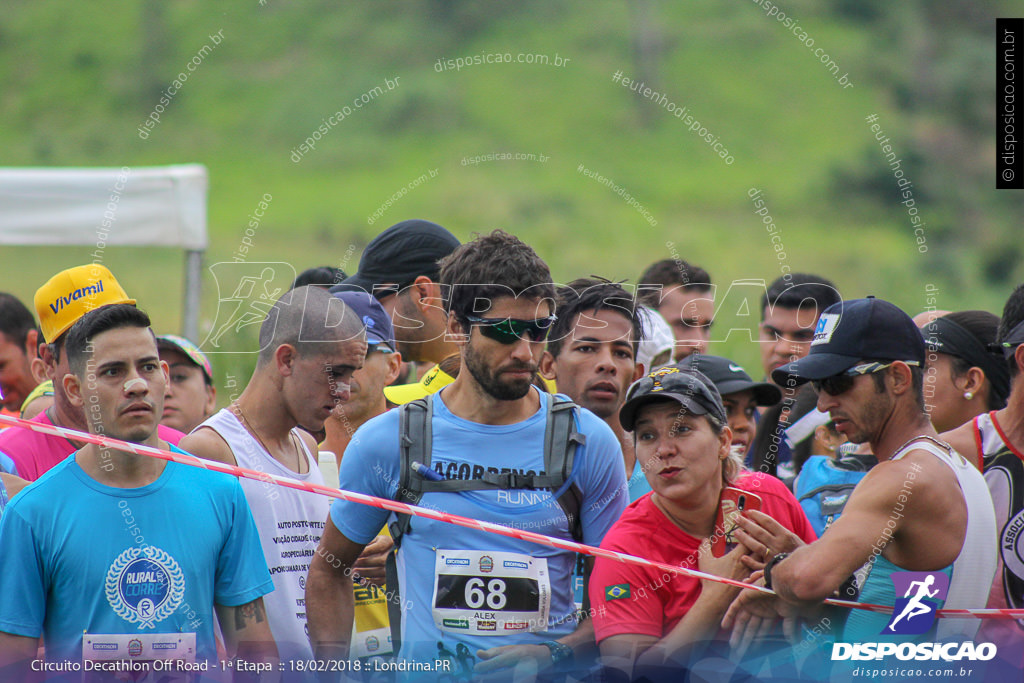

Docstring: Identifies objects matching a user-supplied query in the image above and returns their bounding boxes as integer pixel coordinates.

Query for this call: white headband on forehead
[123,377,147,393]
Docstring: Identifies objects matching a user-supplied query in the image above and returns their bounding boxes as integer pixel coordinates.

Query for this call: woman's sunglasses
[811,360,919,396]
[463,314,557,344]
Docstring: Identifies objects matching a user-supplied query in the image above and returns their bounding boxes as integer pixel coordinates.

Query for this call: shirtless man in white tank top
[181,287,366,662]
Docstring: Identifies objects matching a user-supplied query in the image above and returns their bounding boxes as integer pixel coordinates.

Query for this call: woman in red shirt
[589,366,816,677]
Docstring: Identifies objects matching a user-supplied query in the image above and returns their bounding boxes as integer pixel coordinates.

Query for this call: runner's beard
[463,342,536,401]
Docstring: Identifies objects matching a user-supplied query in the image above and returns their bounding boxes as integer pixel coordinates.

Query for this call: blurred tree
[629,0,663,128]
[829,0,1024,287]
[423,0,525,41]
[138,0,170,106]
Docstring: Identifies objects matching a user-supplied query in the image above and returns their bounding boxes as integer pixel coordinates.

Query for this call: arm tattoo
[234,599,266,631]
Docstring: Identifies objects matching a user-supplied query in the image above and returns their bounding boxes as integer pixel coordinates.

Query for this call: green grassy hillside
[1,1,1015,391]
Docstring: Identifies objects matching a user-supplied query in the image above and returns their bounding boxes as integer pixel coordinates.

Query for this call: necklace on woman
[652,494,696,535]
[232,401,304,473]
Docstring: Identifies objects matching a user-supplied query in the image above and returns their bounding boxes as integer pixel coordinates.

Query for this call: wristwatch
[541,640,575,667]
[763,552,791,590]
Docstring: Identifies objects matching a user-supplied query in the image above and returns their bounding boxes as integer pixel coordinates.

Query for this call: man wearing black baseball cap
[335,219,460,365]
[683,354,782,458]
[725,297,996,647]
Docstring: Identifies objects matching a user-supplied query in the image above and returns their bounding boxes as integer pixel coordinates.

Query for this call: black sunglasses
[464,314,557,344]
[811,361,919,396]
[372,282,414,302]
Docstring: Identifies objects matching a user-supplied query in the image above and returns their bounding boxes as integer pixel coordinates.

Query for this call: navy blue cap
[994,318,1024,358]
[335,219,460,295]
[682,354,782,407]
[772,297,925,386]
[619,366,728,432]
[330,290,395,350]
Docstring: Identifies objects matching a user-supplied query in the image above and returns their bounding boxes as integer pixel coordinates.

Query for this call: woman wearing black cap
[587,367,816,677]
[918,311,1010,441]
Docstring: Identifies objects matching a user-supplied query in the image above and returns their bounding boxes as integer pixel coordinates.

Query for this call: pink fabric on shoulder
[0,411,184,481]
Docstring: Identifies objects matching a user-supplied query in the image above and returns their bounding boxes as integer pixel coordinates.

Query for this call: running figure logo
[884,571,950,635]
[201,262,295,354]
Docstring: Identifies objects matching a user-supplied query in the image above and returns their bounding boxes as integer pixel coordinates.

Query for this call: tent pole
[183,249,203,341]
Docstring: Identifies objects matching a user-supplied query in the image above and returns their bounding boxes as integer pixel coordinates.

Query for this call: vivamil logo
[50,280,105,314]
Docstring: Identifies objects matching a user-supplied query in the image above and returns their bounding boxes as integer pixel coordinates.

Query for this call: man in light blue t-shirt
[307,231,628,678]
[0,303,276,678]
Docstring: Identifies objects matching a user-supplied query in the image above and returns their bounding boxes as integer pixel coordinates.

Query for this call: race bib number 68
[432,550,550,636]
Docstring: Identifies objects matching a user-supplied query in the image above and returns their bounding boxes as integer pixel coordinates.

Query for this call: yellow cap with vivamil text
[34,264,136,343]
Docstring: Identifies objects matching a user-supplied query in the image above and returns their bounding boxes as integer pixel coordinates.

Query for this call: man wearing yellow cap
[0,265,185,480]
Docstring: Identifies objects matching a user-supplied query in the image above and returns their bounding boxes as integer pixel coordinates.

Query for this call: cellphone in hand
[712,487,763,557]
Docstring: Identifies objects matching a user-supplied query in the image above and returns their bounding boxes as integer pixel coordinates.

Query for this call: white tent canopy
[0,164,208,339]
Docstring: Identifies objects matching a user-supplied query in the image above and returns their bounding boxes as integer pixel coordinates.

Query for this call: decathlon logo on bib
[431,549,551,636]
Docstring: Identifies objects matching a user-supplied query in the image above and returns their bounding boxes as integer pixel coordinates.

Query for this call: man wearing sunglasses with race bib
[724,297,996,658]
[307,231,627,679]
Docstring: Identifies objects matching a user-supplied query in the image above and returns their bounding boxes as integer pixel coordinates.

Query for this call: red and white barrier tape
[1,413,1019,620]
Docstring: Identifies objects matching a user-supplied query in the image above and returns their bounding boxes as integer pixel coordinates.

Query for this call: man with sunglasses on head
[308,231,627,679]
[724,297,996,652]
[333,219,461,367]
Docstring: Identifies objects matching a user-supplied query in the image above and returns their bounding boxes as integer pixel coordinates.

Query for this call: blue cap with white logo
[330,290,395,351]
[772,297,925,386]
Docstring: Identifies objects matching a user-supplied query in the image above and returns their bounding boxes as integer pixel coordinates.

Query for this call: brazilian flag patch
[605,583,631,601]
